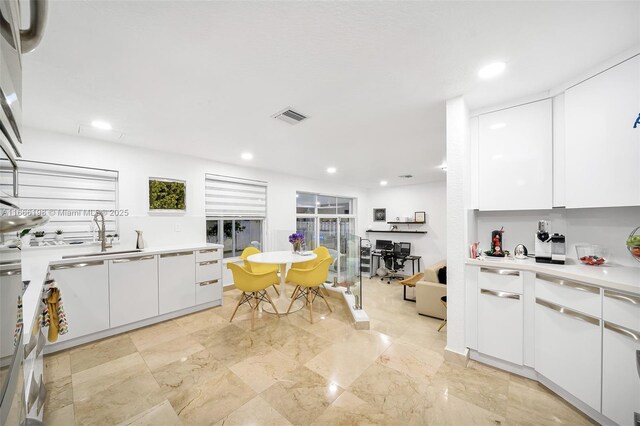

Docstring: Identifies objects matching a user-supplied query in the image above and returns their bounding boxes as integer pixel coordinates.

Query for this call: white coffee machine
[535,220,566,264]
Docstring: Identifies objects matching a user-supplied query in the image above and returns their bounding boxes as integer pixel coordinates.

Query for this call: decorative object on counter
[414,211,426,223]
[626,226,640,263]
[54,229,64,242]
[373,208,386,222]
[34,230,45,245]
[469,242,479,259]
[514,244,528,259]
[575,244,607,266]
[288,232,304,253]
[484,227,505,257]
[135,230,144,249]
[389,225,398,231]
[535,220,566,264]
[148,177,186,212]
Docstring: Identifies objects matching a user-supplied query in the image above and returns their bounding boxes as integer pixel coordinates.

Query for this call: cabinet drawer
[196,248,222,262]
[535,274,601,317]
[478,267,523,294]
[196,278,222,304]
[603,289,640,332]
[478,288,523,365]
[196,260,221,283]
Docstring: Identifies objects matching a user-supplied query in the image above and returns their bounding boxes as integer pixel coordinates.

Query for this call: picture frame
[414,211,426,223]
[373,208,386,222]
[148,177,186,213]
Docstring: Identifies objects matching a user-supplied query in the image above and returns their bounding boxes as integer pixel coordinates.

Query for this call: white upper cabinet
[564,55,640,208]
[478,99,553,211]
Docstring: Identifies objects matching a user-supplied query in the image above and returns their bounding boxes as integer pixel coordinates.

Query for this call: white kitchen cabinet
[195,247,222,263]
[478,287,523,365]
[109,255,158,328]
[49,260,110,342]
[535,298,602,412]
[478,99,552,211]
[564,55,640,208]
[159,251,196,315]
[196,277,222,305]
[602,322,640,426]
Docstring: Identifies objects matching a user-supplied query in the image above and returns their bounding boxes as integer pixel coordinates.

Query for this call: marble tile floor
[43,277,596,425]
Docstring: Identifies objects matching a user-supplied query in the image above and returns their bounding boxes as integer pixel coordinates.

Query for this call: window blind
[205,174,267,217]
[1,159,118,240]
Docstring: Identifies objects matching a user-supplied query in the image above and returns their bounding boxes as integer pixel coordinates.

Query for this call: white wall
[19,127,371,283]
[476,206,640,267]
[363,181,446,269]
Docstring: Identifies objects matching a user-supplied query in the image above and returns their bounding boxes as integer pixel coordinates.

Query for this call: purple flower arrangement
[289,232,304,253]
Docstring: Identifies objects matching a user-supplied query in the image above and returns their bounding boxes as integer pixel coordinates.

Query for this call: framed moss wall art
[148,177,186,213]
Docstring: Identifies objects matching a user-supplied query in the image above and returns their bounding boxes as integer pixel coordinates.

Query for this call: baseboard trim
[444,347,469,366]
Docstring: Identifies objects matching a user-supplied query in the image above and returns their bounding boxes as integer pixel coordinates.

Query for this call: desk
[247,251,316,314]
[372,252,422,301]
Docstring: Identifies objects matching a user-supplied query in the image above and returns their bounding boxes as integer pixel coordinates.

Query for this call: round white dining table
[247,250,317,314]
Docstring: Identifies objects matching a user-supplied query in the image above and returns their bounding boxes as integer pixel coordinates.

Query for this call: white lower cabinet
[602,323,640,426]
[196,278,222,305]
[535,298,602,412]
[109,255,158,328]
[478,288,523,365]
[159,251,196,314]
[49,260,110,342]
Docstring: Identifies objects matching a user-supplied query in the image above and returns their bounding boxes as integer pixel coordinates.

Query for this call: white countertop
[466,257,640,295]
[20,243,223,344]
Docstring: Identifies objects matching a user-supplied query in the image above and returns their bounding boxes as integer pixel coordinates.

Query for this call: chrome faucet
[93,210,111,252]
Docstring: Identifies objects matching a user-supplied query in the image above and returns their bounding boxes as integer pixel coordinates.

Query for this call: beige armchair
[416,260,447,319]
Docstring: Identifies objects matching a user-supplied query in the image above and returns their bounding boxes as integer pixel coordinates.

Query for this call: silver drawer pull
[160,251,193,258]
[604,321,640,342]
[536,298,600,326]
[536,273,599,295]
[480,267,519,276]
[199,279,219,286]
[112,255,155,263]
[199,260,218,266]
[604,289,640,306]
[199,249,219,253]
[637,350,640,381]
[0,268,21,276]
[480,288,520,300]
[51,260,105,270]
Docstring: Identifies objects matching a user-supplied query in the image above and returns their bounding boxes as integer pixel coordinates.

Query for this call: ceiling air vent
[272,108,308,125]
[398,174,413,179]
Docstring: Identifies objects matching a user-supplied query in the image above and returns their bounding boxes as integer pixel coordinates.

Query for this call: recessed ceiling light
[490,123,506,130]
[380,180,388,186]
[326,167,336,174]
[478,61,506,79]
[241,152,253,160]
[91,120,112,130]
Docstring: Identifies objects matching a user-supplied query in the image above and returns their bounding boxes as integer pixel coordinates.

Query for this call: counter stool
[437,296,447,332]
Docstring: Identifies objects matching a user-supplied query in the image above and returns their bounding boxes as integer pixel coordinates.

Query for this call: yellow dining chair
[239,247,280,296]
[227,263,280,330]
[285,257,333,323]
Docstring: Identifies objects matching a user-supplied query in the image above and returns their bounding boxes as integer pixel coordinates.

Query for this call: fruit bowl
[627,226,640,263]
[575,244,607,266]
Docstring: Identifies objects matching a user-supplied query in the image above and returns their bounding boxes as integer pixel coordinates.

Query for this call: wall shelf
[386,221,425,225]
[366,230,427,234]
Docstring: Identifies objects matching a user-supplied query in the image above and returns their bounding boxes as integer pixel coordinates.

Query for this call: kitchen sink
[62,249,143,259]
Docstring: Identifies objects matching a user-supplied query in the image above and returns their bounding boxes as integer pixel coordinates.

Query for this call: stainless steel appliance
[535,220,566,264]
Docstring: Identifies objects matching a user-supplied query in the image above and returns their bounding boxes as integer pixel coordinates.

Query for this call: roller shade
[205,174,267,217]
[0,159,118,241]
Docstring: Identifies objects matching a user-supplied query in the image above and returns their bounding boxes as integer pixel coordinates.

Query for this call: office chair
[381,242,411,284]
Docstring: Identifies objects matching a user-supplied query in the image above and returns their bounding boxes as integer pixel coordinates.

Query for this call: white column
[445,96,471,357]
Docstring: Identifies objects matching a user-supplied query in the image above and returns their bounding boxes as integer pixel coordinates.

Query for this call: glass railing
[340,233,363,309]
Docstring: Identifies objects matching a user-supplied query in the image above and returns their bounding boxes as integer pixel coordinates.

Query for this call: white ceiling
[22,1,640,188]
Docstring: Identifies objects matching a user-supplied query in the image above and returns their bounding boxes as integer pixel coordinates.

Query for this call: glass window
[296,217,316,250]
[296,192,316,214]
[317,195,337,215]
[337,197,353,215]
[206,218,263,258]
